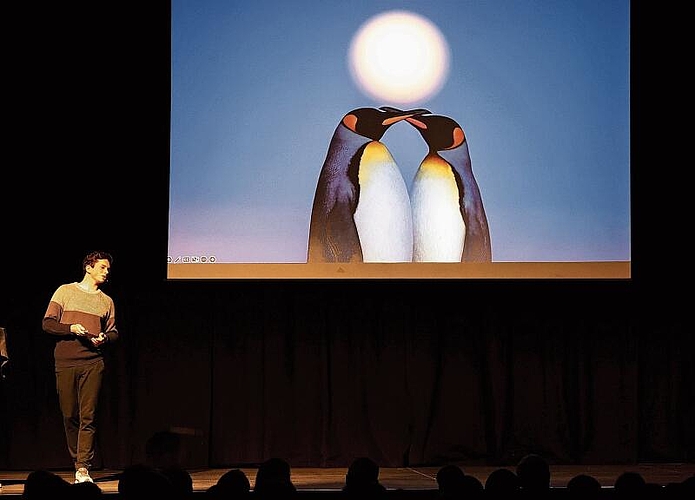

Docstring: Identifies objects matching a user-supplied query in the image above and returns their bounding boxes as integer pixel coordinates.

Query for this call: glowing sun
[348,10,450,105]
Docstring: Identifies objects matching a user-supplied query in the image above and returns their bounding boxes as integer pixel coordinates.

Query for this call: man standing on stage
[42,251,119,484]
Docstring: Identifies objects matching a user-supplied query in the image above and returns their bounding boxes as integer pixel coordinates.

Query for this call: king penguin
[404,112,492,262]
[307,107,430,263]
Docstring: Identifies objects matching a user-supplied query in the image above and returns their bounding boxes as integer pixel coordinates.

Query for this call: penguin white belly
[353,141,413,262]
[411,158,465,262]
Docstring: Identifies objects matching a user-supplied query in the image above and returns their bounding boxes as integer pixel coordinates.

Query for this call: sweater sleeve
[102,296,118,343]
[42,301,73,337]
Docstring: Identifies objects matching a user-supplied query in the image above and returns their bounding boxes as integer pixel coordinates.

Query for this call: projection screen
[167,0,631,280]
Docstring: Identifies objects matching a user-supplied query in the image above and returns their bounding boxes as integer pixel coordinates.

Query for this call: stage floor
[1,463,693,495]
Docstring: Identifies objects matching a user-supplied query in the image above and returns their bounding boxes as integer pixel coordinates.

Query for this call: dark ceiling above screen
[167,1,631,280]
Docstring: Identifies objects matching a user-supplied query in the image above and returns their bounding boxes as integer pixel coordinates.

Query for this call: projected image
[307,107,491,264]
[168,0,630,278]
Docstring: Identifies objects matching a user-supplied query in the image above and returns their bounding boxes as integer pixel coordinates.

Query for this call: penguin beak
[405,116,428,130]
[379,107,431,126]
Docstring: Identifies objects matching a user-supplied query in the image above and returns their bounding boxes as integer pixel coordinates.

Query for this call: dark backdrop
[3,2,692,471]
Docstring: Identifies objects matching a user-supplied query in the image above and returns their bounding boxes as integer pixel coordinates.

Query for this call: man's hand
[90,332,107,347]
[70,324,91,337]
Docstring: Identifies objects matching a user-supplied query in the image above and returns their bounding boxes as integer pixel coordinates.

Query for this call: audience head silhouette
[516,453,551,496]
[566,473,601,499]
[22,469,71,499]
[209,468,251,497]
[484,467,520,498]
[70,481,104,499]
[160,465,193,499]
[666,474,695,499]
[254,457,297,498]
[613,471,646,499]
[436,464,467,498]
[118,463,176,499]
[343,457,386,497]
[461,474,484,498]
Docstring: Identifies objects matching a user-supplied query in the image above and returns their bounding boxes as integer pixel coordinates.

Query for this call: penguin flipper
[446,170,489,262]
[462,224,492,261]
[461,205,492,262]
[307,202,363,263]
[323,202,363,262]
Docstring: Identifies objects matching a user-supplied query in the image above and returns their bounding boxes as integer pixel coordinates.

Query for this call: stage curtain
[2,281,693,469]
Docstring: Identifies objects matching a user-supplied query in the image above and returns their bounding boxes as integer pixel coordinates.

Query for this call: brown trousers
[55,359,105,470]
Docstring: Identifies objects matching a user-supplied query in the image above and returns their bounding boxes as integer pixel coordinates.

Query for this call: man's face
[88,259,110,285]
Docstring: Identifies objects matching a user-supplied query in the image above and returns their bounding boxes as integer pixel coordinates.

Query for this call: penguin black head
[404,114,466,152]
[342,107,431,142]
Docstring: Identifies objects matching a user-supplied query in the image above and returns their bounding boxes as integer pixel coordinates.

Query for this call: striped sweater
[42,282,118,369]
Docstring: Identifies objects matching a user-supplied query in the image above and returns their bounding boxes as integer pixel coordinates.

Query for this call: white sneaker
[75,467,93,483]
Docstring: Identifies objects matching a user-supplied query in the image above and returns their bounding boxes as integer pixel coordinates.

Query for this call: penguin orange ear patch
[452,127,465,147]
[343,114,358,132]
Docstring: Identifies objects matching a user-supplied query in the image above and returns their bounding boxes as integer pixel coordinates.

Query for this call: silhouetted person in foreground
[118,463,176,499]
[70,480,104,498]
[664,474,695,499]
[566,473,601,499]
[160,465,193,499]
[461,475,485,499]
[485,467,520,499]
[144,430,192,498]
[516,453,551,499]
[665,474,695,500]
[342,457,387,498]
[613,470,646,499]
[253,457,297,498]
[437,464,466,498]
[206,469,251,498]
[22,470,71,499]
